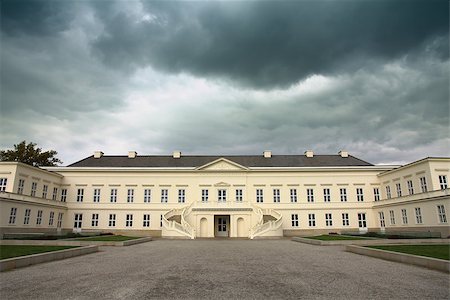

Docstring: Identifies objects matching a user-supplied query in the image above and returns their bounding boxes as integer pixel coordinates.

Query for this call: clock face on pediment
[197,158,247,171]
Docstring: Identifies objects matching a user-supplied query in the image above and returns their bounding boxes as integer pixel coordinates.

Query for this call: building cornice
[377,157,450,177]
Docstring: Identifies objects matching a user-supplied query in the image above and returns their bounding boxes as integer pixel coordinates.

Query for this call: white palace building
[0,151,449,239]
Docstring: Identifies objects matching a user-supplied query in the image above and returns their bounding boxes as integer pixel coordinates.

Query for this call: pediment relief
[214,181,231,187]
[196,158,248,171]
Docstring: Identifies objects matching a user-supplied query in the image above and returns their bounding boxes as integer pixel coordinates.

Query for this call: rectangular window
[401,209,408,225]
[356,188,364,202]
[437,205,447,223]
[91,213,99,227]
[144,189,151,203]
[143,214,151,227]
[57,213,63,228]
[60,189,67,202]
[178,189,185,203]
[74,213,82,229]
[407,180,414,195]
[273,189,280,203]
[439,175,448,190]
[77,188,84,202]
[49,211,55,226]
[307,189,314,202]
[109,214,116,227]
[342,213,349,226]
[18,179,25,194]
[52,187,58,200]
[0,178,7,192]
[379,212,385,228]
[389,210,395,225]
[127,189,134,203]
[161,189,168,203]
[160,214,163,227]
[110,189,117,203]
[201,189,209,202]
[290,189,297,203]
[31,182,37,197]
[235,189,243,202]
[419,177,427,193]
[291,214,299,227]
[218,189,227,202]
[9,207,17,224]
[358,213,367,228]
[42,185,48,199]
[386,186,391,199]
[126,214,133,227]
[36,210,43,225]
[24,209,31,225]
[415,207,423,224]
[323,188,331,202]
[396,183,402,197]
[93,189,101,202]
[340,188,347,202]
[256,189,263,203]
[325,213,333,226]
[308,214,316,227]
[373,188,380,201]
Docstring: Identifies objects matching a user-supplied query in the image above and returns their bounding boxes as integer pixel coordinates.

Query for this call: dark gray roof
[67,155,373,168]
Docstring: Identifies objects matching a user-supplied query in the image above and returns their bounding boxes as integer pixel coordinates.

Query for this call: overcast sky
[0,0,448,166]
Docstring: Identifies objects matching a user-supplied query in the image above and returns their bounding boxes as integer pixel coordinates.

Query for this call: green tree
[0,141,62,167]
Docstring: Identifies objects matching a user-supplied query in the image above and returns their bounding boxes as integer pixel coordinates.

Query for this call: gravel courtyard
[1,239,449,299]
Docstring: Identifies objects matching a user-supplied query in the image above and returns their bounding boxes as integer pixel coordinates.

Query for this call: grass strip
[1,245,78,260]
[367,244,450,260]
[305,235,372,241]
[71,235,141,242]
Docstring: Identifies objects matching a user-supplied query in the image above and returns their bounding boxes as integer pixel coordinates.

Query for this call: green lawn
[305,235,372,241]
[0,245,78,260]
[367,244,450,261]
[72,235,141,242]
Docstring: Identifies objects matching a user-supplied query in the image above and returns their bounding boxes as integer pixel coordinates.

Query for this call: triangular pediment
[196,158,248,171]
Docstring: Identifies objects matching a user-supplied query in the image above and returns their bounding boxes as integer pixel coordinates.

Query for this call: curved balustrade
[162,203,195,239]
[249,205,283,239]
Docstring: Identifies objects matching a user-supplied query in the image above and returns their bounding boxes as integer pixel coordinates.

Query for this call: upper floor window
[437,205,447,223]
[439,175,448,190]
[31,182,37,197]
[126,214,133,227]
[161,189,168,203]
[0,178,7,192]
[9,207,17,224]
[308,213,316,227]
[236,189,243,202]
[419,177,427,193]
[144,189,152,203]
[93,189,101,202]
[201,189,208,202]
[356,188,364,202]
[395,183,402,197]
[291,214,299,227]
[307,189,314,202]
[42,185,48,199]
[178,189,185,203]
[379,212,385,228]
[61,189,67,202]
[389,210,395,225]
[358,213,367,228]
[325,213,333,226]
[52,187,58,201]
[17,179,25,194]
[76,188,84,202]
[323,188,330,202]
[415,207,423,224]
[373,188,380,201]
[256,189,263,203]
[218,189,226,202]
[386,186,391,199]
[127,189,135,203]
[110,189,117,203]
[273,189,280,203]
[342,213,349,226]
[401,209,408,225]
[340,188,347,202]
[407,180,414,195]
[290,189,297,203]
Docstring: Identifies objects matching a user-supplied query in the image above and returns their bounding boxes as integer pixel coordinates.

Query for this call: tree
[0,141,63,167]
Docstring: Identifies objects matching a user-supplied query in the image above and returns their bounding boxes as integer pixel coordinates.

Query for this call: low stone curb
[292,237,450,246]
[0,245,99,272]
[0,237,152,247]
[345,245,450,273]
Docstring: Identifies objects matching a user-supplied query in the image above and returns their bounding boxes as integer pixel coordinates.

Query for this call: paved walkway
[1,239,449,299]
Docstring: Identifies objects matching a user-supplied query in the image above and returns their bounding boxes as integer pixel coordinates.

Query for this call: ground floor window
[308,214,315,227]
[358,213,367,228]
[389,210,395,225]
[91,213,99,227]
[9,207,17,224]
[437,205,447,223]
[401,209,408,224]
[126,214,133,227]
[291,214,299,227]
[109,214,116,227]
[415,207,423,224]
[36,210,43,225]
[49,211,55,226]
[342,213,349,226]
[57,213,63,228]
[325,213,332,226]
[378,212,385,228]
[143,214,150,227]
[24,209,31,225]
[74,213,83,229]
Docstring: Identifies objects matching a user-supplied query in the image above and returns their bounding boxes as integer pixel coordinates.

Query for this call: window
[358,213,367,228]
[160,214,163,227]
[415,207,423,224]
[201,189,209,202]
[419,177,427,193]
[401,209,408,224]
[307,189,314,202]
[24,209,31,225]
[290,189,297,203]
[342,213,349,226]
[395,183,402,197]
[77,188,84,202]
[273,189,280,203]
[218,189,227,202]
[127,189,134,203]
[323,188,330,202]
[389,210,395,225]
[356,188,364,202]
[161,189,168,203]
[236,189,243,202]
[0,178,7,192]
[91,213,99,227]
[110,189,117,203]
[31,182,37,197]
[379,212,385,228]
[325,213,332,226]
[340,188,347,202]
[109,214,116,227]
[178,189,185,203]
[93,189,101,202]
[256,189,263,203]
[49,211,55,226]
[42,185,48,199]
[386,186,391,199]
[126,214,133,227]
[437,205,447,223]
[143,214,151,227]
[308,214,316,227]
[74,213,83,229]
[407,180,414,195]
[439,175,448,190]
[291,214,299,227]
[36,210,43,225]
[52,187,58,200]
[9,207,17,224]
[61,189,67,202]
[18,179,25,194]
[144,189,151,203]
[373,188,380,201]
[57,213,63,228]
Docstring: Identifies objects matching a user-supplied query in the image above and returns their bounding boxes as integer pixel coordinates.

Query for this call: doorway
[214,215,230,237]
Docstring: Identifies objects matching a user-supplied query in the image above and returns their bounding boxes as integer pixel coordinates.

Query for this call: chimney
[339,150,349,158]
[304,150,314,158]
[128,151,137,159]
[263,151,272,158]
[173,151,181,159]
[93,151,104,159]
